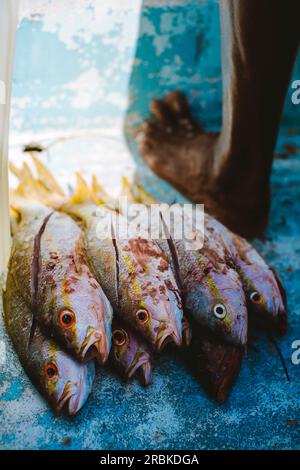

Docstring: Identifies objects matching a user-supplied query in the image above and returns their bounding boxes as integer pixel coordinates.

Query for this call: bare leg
[140,0,300,237]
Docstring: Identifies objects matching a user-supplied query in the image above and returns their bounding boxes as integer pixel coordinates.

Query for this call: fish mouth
[56,388,85,417]
[155,327,182,352]
[126,352,152,386]
[56,386,76,416]
[138,362,152,387]
[80,331,109,364]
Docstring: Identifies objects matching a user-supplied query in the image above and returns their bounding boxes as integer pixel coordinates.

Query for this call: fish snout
[55,385,75,415]
[139,362,152,387]
[56,362,95,416]
[80,329,110,364]
[155,326,182,352]
[234,311,248,346]
[126,351,152,386]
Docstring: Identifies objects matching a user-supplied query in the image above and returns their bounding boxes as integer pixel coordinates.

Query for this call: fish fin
[28,316,37,348]
[13,175,61,212]
[31,155,65,197]
[120,176,136,203]
[270,266,287,310]
[10,208,21,235]
[92,174,118,210]
[91,174,108,204]
[9,161,33,180]
[110,219,120,309]
[267,333,290,382]
[160,211,183,295]
[69,173,97,205]
[134,180,156,204]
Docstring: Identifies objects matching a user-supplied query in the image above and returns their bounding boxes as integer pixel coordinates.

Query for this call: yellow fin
[92,174,119,210]
[69,173,97,205]
[13,173,63,211]
[120,176,136,203]
[10,207,21,235]
[22,162,34,179]
[9,161,32,181]
[134,179,156,204]
[91,174,108,204]
[31,155,65,197]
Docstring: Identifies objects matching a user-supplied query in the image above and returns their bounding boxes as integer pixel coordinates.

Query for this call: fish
[110,319,153,386]
[186,323,244,403]
[204,214,287,335]
[3,273,95,416]
[116,179,248,346]
[20,162,184,351]
[9,187,113,364]
[153,221,247,346]
[69,177,183,350]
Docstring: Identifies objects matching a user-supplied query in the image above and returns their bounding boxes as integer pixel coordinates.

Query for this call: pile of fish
[3,157,287,415]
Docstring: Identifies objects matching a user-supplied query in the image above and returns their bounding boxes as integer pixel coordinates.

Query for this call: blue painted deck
[1,0,300,450]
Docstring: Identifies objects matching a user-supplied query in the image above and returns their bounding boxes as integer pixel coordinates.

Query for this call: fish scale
[3,273,95,416]
[8,200,113,364]
[61,199,183,351]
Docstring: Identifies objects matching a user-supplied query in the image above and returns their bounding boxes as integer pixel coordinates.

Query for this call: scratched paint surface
[1,0,300,450]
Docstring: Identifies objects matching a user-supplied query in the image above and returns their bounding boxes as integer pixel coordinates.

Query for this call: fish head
[38,342,95,416]
[188,268,248,346]
[240,264,287,335]
[50,274,112,364]
[127,281,183,351]
[111,323,152,386]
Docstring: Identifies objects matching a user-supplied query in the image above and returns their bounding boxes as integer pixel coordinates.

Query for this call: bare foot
[139,91,270,238]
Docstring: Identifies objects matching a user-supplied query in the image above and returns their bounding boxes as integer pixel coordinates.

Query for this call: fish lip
[236,320,247,346]
[139,362,152,387]
[155,327,182,352]
[126,352,151,384]
[56,388,75,415]
[80,331,109,364]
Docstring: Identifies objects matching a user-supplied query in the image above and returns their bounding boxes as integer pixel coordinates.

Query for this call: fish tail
[91,174,109,204]
[10,159,64,211]
[92,174,119,210]
[31,155,65,197]
[9,161,33,181]
[120,176,136,203]
[69,173,96,205]
[134,180,156,205]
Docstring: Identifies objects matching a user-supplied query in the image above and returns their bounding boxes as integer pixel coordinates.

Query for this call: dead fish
[110,319,152,386]
[3,274,95,416]
[186,323,244,403]
[58,174,183,351]
[9,192,113,364]
[204,214,287,335]
[157,234,248,346]
[118,181,248,346]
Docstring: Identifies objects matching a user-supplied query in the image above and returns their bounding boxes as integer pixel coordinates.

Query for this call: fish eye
[112,329,127,347]
[45,363,58,380]
[136,309,149,325]
[213,303,227,319]
[59,309,76,328]
[250,291,261,304]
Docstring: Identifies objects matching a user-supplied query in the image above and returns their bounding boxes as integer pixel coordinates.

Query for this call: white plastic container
[0,0,20,281]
